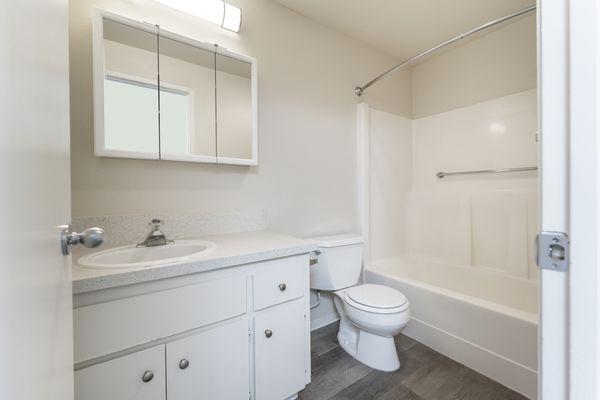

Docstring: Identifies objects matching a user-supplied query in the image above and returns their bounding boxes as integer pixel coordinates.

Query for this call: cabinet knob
[265,329,273,338]
[179,358,190,370]
[142,370,154,383]
[278,283,287,291]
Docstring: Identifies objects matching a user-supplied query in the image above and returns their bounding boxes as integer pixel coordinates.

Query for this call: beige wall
[69,0,411,237]
[411,14,536,118]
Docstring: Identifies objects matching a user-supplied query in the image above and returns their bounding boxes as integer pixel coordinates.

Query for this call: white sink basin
[77,240,217,269]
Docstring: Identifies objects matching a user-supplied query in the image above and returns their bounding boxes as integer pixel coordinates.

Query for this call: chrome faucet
[137,219,174,247]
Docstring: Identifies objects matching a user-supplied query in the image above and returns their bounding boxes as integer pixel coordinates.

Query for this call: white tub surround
[73,231,314,400]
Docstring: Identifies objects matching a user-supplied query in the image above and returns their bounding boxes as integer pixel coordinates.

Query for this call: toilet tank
[308,234,364,291]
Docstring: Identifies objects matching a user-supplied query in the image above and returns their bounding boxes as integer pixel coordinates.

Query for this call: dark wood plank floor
[299,322,528,400]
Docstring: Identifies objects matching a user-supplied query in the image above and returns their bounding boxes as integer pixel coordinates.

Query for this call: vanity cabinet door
[166,317,250,400]
[255,299,306,400]
[75,345,165,400]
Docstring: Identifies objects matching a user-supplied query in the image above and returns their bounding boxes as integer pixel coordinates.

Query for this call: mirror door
[216,50,256,164]
[97,16,159,159]
[158,35,217,163]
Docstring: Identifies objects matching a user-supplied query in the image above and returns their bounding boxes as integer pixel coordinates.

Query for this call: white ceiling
[272,0,534,60]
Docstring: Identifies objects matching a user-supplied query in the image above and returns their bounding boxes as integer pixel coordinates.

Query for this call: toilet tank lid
[309,233,364,248]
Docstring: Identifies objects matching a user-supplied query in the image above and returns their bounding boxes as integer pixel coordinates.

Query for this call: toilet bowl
[334,284,410,371]
[308,234,411,371]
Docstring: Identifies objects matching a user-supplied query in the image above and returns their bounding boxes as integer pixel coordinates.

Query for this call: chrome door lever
[61,224,105,255]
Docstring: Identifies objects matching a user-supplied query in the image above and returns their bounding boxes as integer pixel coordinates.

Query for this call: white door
[539,0,599,398]
[166,318,250,400]
[565,0,599,398]
[0,1,73,400]
[75,346,166,400]
[538,0,568,398]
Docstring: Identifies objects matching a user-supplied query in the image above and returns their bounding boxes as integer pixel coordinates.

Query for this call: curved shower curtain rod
[354,4,536,96]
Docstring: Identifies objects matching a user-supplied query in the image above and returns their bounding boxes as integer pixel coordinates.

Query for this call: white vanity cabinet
[73,253,311,400]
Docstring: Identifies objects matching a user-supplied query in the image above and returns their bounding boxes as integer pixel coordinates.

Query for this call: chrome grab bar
[436,166,538,179]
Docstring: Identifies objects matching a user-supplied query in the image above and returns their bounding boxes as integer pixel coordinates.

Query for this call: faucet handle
[149,219,163,229]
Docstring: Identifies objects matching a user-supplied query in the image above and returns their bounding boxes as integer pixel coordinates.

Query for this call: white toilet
[309,234,410,372]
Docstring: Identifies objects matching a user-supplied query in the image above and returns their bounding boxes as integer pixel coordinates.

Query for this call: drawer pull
[142,370,154,383]
[278,283,287,291]
[179,358,190,370]
[265,329,273,338]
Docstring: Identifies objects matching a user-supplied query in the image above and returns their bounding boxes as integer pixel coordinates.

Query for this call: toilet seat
[343,284,409,314]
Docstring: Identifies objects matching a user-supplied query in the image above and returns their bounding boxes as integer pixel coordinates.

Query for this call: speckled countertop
[72,231,316,295]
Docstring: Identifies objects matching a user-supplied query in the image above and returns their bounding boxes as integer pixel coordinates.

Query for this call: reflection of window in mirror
[104,75,157,153]
[216,53,253,161]
[159,85,192,156]
[104,73,192,155]
[102,18,159,157]
[159,35,216,162]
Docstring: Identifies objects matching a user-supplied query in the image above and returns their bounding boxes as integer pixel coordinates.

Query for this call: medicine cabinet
[92,9,257,165]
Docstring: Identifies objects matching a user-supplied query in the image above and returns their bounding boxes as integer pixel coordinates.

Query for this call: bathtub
[365,256,538,399]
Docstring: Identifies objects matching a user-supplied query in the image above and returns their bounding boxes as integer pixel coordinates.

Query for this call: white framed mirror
[92,9,258,166]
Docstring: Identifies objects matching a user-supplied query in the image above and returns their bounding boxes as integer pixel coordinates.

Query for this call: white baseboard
[404,317,537,400]
[310,313,339,331]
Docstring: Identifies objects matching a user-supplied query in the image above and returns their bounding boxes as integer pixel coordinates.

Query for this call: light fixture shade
[153,0,241,33]
[222,2,242,32]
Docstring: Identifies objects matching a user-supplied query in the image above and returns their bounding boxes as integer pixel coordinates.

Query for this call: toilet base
[335,298,401,372]
[357,330,400,371]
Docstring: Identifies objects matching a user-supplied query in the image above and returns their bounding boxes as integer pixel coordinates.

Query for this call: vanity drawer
[253,255,308,310]
[74,275,247,363]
